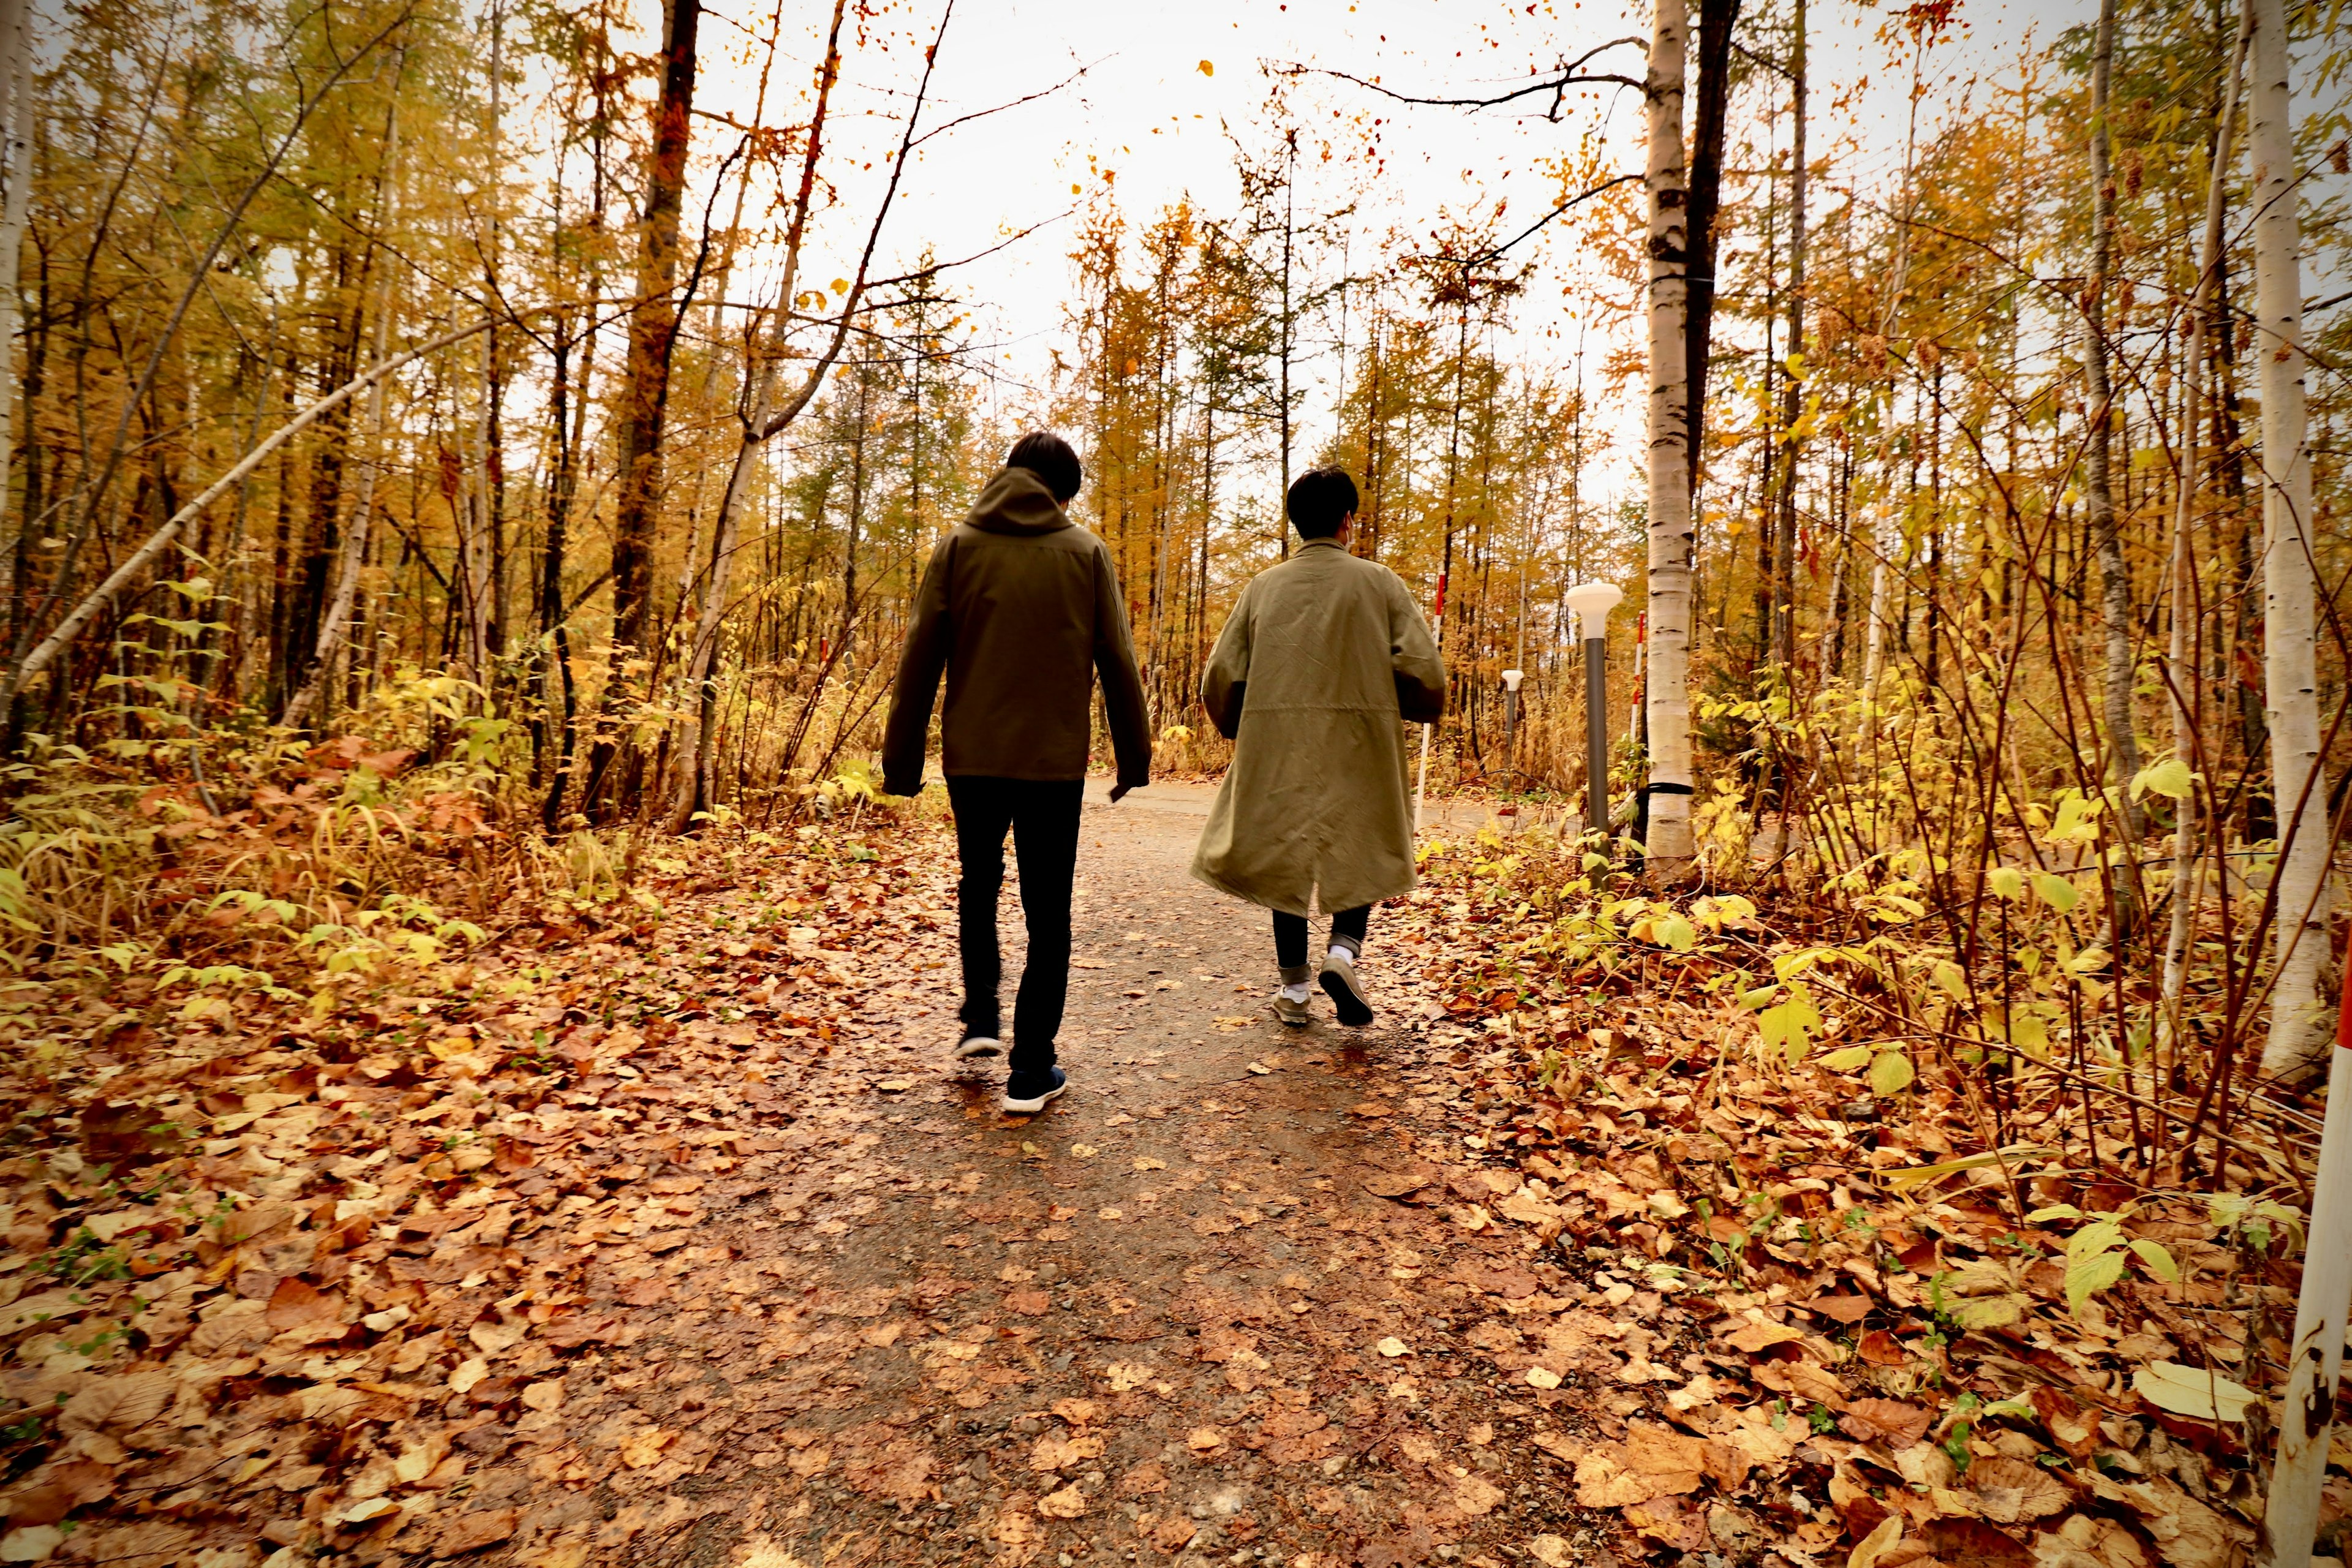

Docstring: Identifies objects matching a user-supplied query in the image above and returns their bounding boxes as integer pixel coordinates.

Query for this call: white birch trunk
[2254,0,2347,1543]
[2084,0,2145,834]
[1642,0,1697,875]
[2247,0,2329,1082]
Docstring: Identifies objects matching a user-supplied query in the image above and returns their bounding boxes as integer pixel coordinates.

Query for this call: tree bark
[1683,0,1739,499]
[2084,0,2146,838]
[2160,0,2250,1051]
[1767,0,1805,676]
[1643,0,1697,875]
[587,0,700,809]
[2247,0,2330,1082]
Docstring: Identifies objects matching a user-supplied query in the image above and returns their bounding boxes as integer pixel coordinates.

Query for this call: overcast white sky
[690,0,2098,512]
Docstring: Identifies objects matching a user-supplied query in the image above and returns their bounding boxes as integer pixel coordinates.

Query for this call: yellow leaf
[2133,1362,2256,1422]
[1868,1050,1915,1096]
[830,277,850,295]
[1198,59,1215,75]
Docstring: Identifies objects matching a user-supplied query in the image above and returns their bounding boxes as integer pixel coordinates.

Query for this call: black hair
[1007,431,1083,503]
[1286,466,1360,540]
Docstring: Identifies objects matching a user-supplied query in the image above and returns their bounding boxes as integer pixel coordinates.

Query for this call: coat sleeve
[1198,582,1253,741]
[1091,543,1154,789]
[1387,571,1447,725]
[880,535,955,796]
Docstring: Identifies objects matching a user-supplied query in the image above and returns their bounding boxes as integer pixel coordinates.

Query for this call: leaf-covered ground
[0,783,2341,1567]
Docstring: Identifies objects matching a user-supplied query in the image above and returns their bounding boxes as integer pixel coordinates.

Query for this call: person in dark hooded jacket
[882,432,1151,1112]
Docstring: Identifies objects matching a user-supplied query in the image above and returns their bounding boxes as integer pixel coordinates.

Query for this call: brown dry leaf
[1363,1171,1428,1199]
[2083,1473,2248,1568]
[1029,1431,1104,1472]
[437,1509,520,1556]
[1152,1516,1197,1550]
[0,1460,115,1526]
[1450,1473,1506,1516]
[617,1429,674,1469]
[60,1371,172,1435]
[1966,1456,2074,1523]
[1754,1355,1848,1410]
[2030,1387,2098,1460]
[1848,1515,1906,1568]
[1800,1294,1874,1325]
[2032,1512,2150,1568]
[1858,1329,1910,1366]
[1036,1485,1087,1520]
[1572,1425,1706,1507]
[1724,1316,1805,1353]
[1005,1287,1052,1316]
[1841,1398,1932,1448]
[1185,1427,1227,1453]
[1118,1460,1169,1496]
[264,1276,345,1333]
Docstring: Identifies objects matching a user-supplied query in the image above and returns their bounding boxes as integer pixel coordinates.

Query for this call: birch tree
[2247,0,2329,1082]
[1642,0,1697,875]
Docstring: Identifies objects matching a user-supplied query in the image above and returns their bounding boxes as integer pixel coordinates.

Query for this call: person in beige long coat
[1191,467,1446,1027]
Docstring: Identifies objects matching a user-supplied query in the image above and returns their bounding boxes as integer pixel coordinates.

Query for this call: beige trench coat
[1189,539,1447,916]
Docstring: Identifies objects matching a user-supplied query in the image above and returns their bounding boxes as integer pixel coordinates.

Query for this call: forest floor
[0,779,2314,1568]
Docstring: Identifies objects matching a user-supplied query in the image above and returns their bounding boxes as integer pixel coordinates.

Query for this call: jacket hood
[965,466,1072,536]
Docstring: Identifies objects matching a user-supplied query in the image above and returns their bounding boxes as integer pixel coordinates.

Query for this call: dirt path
[548,783,1630,1568]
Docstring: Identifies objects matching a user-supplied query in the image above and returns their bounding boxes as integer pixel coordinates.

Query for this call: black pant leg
[1330,905,1371,953]
[1007,780,1084,1074]
[946,776,1015,1040]
[1272,911,1310,971]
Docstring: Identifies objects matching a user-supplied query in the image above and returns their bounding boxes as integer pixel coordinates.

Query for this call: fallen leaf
[1847,1514,1905,1568]
[437,1509,520,1555]
[448,1357,489,1394]
[2132,1362,2256,1423]
[1525,1367,1562,1390]
[0,1526,63,1563]
[1528,1537,1575,1568]
[1376,1337,1411,1357]
[1363,1172,1428,1200]
[1724,1317,1806,1353]
[1037,1485,1087,1520]
[617,1429,674,1468]
[1964,1455,2074,1523]
[1186,1427,1227,1453]
[1800,1294,1874,1325]
[1840,1398,1931,1447]
[265,1276,345,1333]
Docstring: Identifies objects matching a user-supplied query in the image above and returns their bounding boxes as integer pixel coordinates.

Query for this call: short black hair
[1007,431,1082,503]
[1287,466,1359,539]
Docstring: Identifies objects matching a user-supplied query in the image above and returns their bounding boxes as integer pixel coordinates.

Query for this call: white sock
[1280,982,1311,1003]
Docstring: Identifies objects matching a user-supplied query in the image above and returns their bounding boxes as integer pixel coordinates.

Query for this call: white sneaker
[952,1034,1003,1061]
[1318,948,1374,1027]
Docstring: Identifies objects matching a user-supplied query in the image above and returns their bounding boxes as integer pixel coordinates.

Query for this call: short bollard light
[1559,581,1624,842]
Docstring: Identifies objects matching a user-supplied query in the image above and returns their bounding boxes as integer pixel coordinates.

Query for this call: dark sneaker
[1000,1065,1068,1115]
[1318,948,1375,1027]
[952,1033,1003,1061]
[1273,989,1313,1027]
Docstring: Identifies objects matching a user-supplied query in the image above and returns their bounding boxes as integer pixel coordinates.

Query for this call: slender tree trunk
[1684,0,1740,499]
[1643,0,1696,875]
[2085,0,2146,838]
[1768,0,1806,676]
[587,0,700,809]
[0,0,31,584]
[2247,0,2329,1081]
[283,104,402,731]
[2160,0,2250,1047]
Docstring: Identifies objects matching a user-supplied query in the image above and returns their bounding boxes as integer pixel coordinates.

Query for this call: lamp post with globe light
[1561,582,1624,838]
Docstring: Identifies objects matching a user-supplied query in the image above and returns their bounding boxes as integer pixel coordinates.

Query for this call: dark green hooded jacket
[881,467,1152,794]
